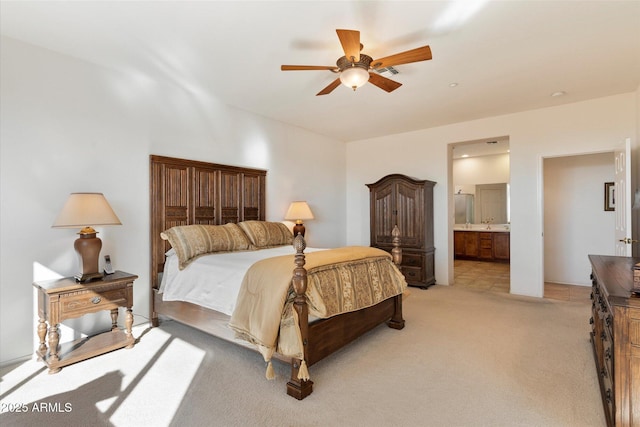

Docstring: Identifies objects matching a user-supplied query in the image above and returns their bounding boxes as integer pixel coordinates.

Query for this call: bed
[149,155,406,400]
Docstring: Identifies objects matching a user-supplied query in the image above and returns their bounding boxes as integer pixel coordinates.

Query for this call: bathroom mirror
[475,183,508,224]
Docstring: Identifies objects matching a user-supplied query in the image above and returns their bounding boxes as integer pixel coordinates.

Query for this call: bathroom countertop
[453,226,510,232]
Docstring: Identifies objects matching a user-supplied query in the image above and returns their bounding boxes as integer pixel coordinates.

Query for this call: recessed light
[461,154,469,158]
[449,82,458,88]
[551,91,566,97]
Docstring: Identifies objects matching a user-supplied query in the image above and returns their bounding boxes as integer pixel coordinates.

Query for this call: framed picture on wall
[604,182,615,211]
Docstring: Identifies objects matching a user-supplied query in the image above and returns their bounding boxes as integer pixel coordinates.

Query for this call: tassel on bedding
[266,360,275,380]
[297,359,310,381]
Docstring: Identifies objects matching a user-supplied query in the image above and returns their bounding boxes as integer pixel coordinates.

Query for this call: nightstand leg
[110,308,118,331]
[37,318,48,354]
[47,324,60,373]
[125,308,134,348]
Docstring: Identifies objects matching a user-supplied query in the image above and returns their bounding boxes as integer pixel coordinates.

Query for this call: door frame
[539,147,622,293]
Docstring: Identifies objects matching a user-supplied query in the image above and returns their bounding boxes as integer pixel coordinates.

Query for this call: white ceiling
[1,1,639,142]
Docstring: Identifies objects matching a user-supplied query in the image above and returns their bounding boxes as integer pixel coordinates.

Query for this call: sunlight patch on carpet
[108,337,205,426]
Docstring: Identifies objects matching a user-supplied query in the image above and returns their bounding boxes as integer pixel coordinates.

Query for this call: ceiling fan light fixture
[340,66,370,91]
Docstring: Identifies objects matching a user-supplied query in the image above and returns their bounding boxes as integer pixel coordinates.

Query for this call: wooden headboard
[150,155,266,290]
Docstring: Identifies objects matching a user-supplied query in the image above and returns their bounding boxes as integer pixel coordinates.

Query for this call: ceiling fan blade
[281,65,338,71]
[371,45,432,69]
[336,29,361,63]
[316,78,342,96]
[368,72,402,93]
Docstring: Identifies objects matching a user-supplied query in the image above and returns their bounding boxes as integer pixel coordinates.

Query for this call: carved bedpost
[286,233,314,400]
[388,224,405,330]
[391,224,402,266]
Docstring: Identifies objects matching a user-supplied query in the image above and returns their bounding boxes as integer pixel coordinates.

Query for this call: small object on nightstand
[104,254,114,275]
[33,271,137,374]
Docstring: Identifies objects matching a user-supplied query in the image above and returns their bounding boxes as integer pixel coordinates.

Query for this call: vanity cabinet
[454,231,478,258]
[588,255,640,427]
[367,174,436,289]
[454,231,509,262]
[493,232,510,261]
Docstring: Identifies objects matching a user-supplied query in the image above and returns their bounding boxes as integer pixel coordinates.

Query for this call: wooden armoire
[367,174,436,289]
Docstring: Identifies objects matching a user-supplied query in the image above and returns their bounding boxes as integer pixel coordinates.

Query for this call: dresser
[588,255,640,426]
[367,174,436,289]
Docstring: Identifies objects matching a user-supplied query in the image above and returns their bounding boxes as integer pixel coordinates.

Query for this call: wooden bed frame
[149,155,405,400]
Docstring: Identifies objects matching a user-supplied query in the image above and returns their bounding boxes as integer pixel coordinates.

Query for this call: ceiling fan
[281,29,432,96]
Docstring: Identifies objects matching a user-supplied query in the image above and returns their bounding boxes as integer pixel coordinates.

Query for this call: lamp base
[74,231,103,283]
[292,223,306,238]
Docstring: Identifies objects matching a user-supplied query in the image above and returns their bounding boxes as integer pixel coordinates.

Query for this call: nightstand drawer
[60,288,128,317]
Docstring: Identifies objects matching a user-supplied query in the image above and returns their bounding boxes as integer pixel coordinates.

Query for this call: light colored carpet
[0,284,604,426]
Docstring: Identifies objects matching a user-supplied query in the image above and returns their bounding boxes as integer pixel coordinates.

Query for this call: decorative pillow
[238,221,293,248]
[160,223,251,269]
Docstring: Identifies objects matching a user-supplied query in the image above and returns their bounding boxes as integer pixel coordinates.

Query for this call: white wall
[346,92,638,298]
[0,37,346,364]
[543,153,615,286]
[453,153,510,197]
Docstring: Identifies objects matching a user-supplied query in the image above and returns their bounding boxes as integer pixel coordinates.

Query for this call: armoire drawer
[401,252,423,268]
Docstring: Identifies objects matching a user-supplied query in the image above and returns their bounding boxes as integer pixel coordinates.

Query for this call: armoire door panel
[396,182,423,248]
[372,185,395,245]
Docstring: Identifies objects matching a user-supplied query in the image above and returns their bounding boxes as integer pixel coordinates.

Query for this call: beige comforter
[228,246,407,368]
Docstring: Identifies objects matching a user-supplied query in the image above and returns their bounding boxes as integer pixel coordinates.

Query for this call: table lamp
[285,201,314,237]
[52,193,121,282]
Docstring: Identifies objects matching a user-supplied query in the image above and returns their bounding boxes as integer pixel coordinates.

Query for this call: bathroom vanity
[454,228,510,262]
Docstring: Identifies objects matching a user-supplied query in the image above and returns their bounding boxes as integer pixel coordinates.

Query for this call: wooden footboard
[286,227,405,400]
[151,234,405,401]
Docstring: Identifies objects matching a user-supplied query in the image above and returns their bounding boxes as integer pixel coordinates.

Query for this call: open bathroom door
[614,137,632,256]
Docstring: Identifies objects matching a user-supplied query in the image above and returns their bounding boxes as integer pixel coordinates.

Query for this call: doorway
[542,152,615,287]
[449,137,511,293]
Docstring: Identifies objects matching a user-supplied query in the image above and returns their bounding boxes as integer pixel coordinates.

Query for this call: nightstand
[33,271,137,374]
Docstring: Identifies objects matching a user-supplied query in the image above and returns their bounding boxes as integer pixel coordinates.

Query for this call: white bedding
[160,246,325,316]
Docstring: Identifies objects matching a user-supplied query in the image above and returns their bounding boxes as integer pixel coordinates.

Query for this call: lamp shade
[52,193,121,229]
[340,66,370,90]
[285,201,314,222]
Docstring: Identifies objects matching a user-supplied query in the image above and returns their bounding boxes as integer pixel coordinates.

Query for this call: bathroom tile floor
[453,259,591,302]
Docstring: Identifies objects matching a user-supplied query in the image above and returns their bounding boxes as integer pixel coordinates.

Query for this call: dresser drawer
[60,288,128,318]
[400,266,423,283]
[401,252,423,268]
[479,239,492,249]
